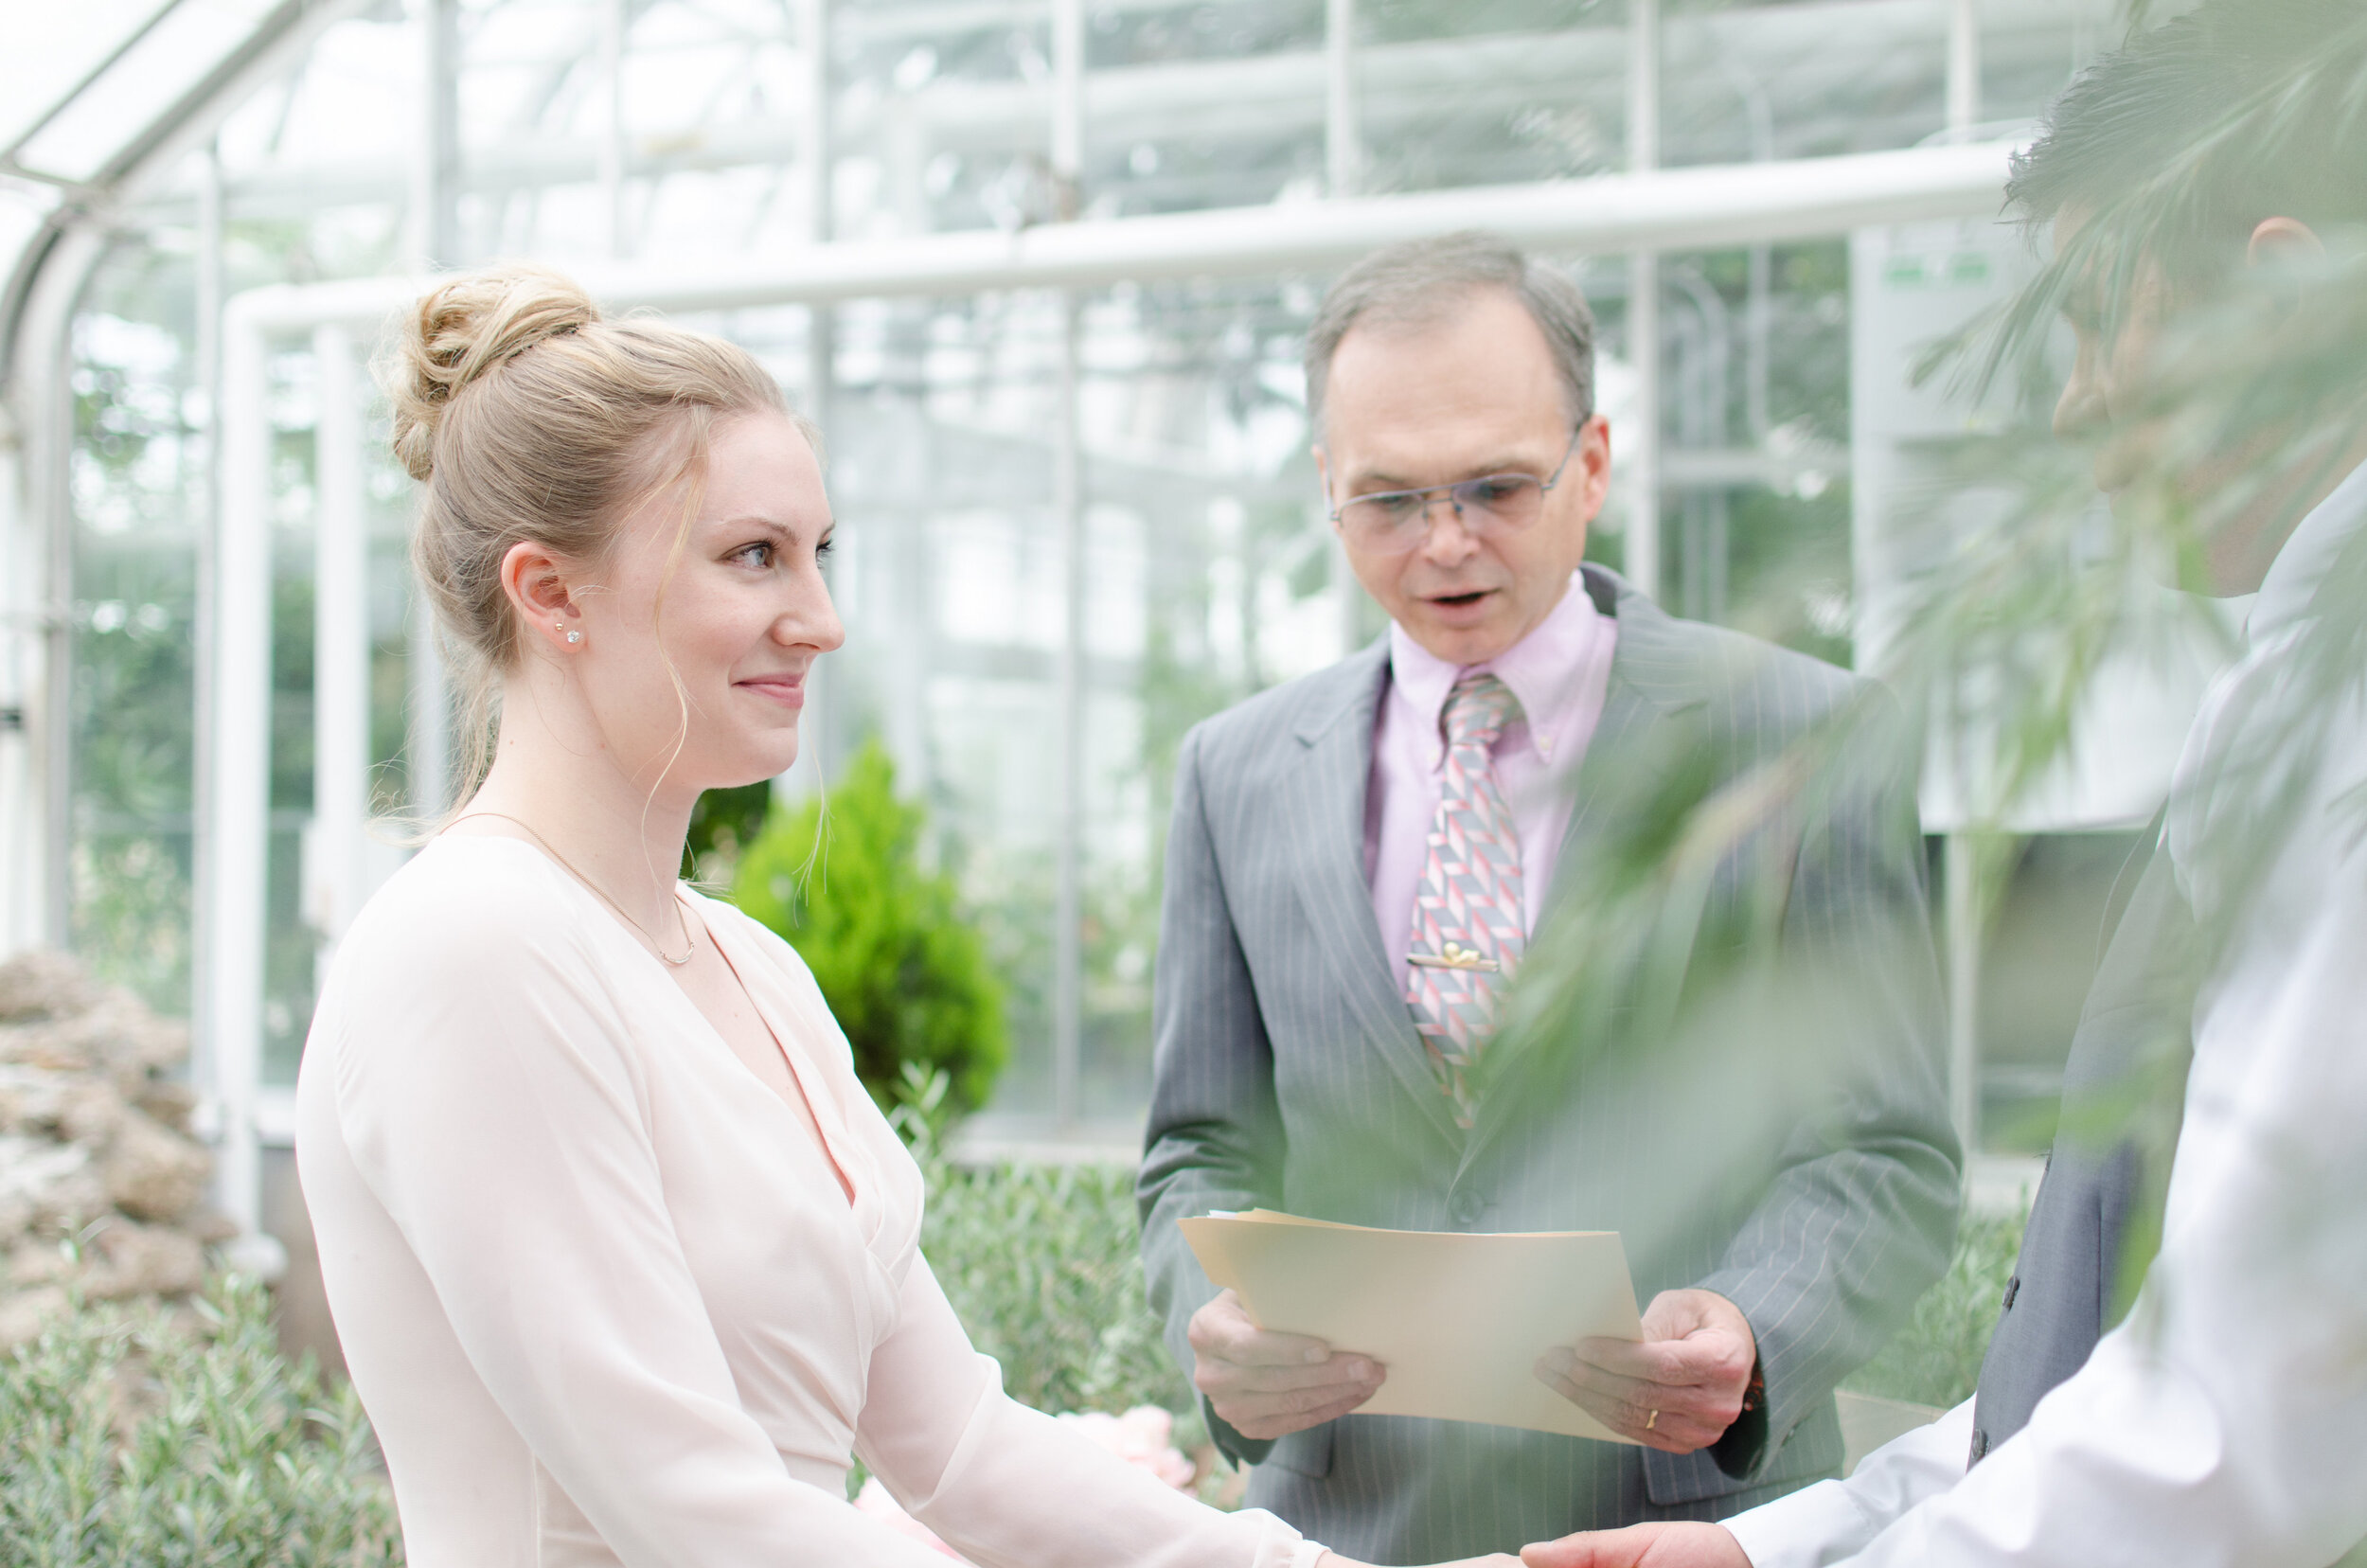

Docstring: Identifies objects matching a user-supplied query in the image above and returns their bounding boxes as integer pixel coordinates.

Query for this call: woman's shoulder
[328,836,602,998]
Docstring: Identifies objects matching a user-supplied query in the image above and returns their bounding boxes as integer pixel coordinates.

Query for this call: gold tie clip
[1408,942,1500,972]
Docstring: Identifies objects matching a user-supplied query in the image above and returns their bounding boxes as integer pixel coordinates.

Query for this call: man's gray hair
[1304,231,1596,436]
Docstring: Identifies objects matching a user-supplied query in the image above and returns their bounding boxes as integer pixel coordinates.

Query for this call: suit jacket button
[1450,1190,1486,1226]
[1968,1427,1989,1465]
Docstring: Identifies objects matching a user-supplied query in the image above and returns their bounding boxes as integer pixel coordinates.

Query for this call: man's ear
[2247,216,2325,269]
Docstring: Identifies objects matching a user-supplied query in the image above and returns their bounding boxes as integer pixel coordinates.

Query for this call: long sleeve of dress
[856,1256,1323,1568]
[323,903,976,1568]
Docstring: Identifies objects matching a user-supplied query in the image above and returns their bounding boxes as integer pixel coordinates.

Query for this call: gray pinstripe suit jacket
[1138,568,1960,1561]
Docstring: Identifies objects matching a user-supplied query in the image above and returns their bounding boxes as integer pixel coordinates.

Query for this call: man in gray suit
[1138,234,1961,1562]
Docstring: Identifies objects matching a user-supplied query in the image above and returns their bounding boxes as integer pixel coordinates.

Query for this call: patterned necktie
[1405,671,1526,1128]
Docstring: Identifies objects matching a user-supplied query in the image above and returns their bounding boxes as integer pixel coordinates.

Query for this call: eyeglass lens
[1341,473,1547,543]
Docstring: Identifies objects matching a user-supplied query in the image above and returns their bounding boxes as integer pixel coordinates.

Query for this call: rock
[60,1078,125,1146]
[83,1219,206,1300]
[0,1019,98,1074]
[0,951,100,1024]
[132,1078,197,1133]
[105,1109,212,1223]
[0,1063,74,1132]
[0,1132,110,1232]
[186,1208,240,1244]
[0,1284,69,1348]
[7,1237,74,1289]
[0,951,227,1321]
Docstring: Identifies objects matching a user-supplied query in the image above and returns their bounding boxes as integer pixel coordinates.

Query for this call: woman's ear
[500,539,586,653]
[2247,216,2326,269]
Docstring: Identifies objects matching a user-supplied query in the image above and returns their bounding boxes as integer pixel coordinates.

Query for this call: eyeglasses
[1326,429,1584,555]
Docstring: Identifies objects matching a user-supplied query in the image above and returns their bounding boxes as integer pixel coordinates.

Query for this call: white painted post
[205,308,273,1241]
[1944,831,1982,1164]
[1947,0,1981,139]
[1626,0,1663,603]
[1051,0,1087,1129]
[407,0,458,812]
[1326,0,1361,199]
[600,0,631,258]
[309,325,370,957]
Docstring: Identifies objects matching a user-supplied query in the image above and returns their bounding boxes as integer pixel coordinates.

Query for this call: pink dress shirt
[1363,572,1619,981]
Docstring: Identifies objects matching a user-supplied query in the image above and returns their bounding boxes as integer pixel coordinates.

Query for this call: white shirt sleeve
[1808,844,2367,1568]
[1722,1401,1971,1568]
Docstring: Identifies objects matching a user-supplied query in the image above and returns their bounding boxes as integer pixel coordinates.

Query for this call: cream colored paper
[1179,1208,1645,1444]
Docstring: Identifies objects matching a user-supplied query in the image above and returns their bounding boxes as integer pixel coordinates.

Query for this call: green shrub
[1844,1206,2029,1409]
[914,1136,1193,1434]
[735,741,1007,1118]
[0,1275,400,1566]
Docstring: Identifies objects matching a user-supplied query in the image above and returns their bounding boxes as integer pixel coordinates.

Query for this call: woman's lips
[736,675,807,708]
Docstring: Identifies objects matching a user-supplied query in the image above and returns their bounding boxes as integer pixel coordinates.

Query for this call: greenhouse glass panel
[27,0,2116,1152]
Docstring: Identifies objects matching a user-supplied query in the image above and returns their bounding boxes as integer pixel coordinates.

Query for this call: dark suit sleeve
[1693,688,1960,1481]
[1136,723,1289,1467]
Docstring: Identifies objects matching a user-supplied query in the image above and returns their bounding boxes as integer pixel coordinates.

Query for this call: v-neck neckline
[437,834,867,1215]
[700,904,862,1210]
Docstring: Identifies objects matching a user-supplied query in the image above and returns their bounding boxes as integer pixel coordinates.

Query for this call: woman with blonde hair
[294,264,1506,1568]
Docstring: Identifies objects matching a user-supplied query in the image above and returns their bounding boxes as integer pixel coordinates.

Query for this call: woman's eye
[733,542,775,568]
[815,537,836,561]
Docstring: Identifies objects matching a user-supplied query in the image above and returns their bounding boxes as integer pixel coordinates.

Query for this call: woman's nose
[775,599,845,652]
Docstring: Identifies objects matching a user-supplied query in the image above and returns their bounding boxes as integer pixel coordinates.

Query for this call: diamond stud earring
[565,631,582,645]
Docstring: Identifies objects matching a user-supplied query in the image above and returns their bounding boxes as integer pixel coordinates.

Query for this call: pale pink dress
[296,835,1323,1568]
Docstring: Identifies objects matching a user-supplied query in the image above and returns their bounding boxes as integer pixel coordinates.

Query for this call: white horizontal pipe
[224,139,2019,335]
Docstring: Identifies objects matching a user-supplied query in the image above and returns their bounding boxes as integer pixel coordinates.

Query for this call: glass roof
[0,0,299,299]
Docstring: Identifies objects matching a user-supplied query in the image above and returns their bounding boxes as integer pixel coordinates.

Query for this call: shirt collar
[2248,456,2367,648]
[1387,572,1608,764]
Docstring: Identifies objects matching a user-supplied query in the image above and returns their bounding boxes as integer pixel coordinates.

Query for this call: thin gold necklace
[452,811,696,966]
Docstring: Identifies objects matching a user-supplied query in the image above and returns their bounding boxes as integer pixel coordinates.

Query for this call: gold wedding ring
[1646,1408,1660,1431]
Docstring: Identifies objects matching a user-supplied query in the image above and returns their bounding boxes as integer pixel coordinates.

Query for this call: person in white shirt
[1519,3,2367,1566]
[295,263,1515,1568]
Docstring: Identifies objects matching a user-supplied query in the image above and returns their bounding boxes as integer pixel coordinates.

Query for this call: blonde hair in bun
[385,261,810,816]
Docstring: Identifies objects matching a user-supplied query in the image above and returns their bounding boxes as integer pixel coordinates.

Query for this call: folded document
[1179,1209,1645,1443]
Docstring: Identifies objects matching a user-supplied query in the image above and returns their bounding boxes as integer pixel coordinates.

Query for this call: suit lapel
[1544,573,1704,911]
[1285,642,1467,1149]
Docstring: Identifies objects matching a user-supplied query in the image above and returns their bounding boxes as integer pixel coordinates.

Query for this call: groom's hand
[1521,1523,1750,1568]
[1534,1288,1756,1453]
[1188,1289,1384,1440]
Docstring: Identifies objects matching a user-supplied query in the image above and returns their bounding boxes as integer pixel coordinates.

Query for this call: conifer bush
[735,741,1008,1118]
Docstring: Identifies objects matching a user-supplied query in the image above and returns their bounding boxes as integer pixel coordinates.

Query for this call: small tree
[735,740,1007,1122]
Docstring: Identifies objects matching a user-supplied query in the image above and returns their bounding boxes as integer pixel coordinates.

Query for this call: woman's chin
[710,739,801,793]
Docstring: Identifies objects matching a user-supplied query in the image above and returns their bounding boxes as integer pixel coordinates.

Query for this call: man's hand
[1520,1523,1750,1568]
[1533,1288,1756,1453]
[1188,1288,1383,1441]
